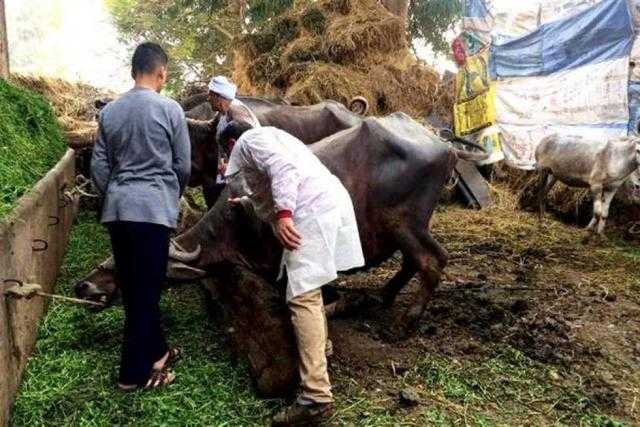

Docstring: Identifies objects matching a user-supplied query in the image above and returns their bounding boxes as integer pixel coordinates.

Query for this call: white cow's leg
[587,185,604,233]
[537,171,557,222]
[597,186,619,235]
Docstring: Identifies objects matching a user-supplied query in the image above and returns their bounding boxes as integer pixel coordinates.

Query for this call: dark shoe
[272,401,334,426]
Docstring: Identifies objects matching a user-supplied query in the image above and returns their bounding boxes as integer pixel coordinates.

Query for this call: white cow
[535,134,640,235]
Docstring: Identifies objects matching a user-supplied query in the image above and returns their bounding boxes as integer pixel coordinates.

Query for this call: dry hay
[232,0,449,118]
[432,183,640,289]
[10,74,113,149]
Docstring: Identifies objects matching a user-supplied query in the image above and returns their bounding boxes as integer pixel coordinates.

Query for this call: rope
[2,279,104,307]
[445,172,460,191]
[65,175,100,199]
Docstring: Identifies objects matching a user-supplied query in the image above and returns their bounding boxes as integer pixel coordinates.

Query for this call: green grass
[0,78,66,220]
[11,212,272,426]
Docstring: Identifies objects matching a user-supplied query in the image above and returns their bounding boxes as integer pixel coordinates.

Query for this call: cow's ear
[167,261,206,281]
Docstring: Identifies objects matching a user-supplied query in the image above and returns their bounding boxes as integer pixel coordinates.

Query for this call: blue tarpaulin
[490,0,634,78]
[629,81,640,134]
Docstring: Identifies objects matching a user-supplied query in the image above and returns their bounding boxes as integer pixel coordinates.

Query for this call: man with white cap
[208,76,260,180]
[219,121,365,426]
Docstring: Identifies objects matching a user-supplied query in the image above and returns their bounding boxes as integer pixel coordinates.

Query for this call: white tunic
[226,127,365,300]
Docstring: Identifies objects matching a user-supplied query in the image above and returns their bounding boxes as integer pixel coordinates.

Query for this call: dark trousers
[107,221,170,386]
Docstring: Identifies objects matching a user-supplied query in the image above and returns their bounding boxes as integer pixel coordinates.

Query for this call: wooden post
[0,0,9,79]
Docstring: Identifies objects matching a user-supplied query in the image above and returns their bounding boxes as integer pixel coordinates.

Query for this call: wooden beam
[0,0,9,79]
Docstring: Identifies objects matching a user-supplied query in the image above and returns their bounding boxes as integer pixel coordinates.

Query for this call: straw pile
[232,0,449,118]
[10,75,113,149]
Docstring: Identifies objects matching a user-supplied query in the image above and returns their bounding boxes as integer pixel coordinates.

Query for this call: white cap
[208,75,237,100]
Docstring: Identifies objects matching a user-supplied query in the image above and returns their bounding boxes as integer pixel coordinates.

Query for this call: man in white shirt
[208,76,260,184]
[220,122,365,426]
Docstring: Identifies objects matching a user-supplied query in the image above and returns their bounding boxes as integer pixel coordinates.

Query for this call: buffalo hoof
[395,304,426,339]
[380,325,408,342]
[382,308,425,342]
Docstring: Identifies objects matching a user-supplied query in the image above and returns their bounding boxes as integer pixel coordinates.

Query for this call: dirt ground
[323,185,640,425]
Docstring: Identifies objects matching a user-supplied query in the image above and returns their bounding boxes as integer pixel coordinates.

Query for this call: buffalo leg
[396,230,447,333]
[382,257,417,307]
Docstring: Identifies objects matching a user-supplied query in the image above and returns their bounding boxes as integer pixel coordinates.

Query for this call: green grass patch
[408,346,626,426]
[0,78,66,220]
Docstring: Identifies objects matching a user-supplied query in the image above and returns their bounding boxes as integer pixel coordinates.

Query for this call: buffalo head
[74,241,205,307]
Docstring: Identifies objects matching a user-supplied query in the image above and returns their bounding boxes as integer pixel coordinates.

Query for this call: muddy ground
[319,186,640,425]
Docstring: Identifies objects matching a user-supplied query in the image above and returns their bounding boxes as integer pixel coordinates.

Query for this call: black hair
[131,42,168,78]
[220,121,253,144]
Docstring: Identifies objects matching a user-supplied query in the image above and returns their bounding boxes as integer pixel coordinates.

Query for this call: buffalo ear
[167,261,207,281]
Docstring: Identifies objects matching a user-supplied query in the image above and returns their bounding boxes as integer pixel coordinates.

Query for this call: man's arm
[246,135,299,217]
[90,119,111,195]
[171,107,191,196]
[245,134,302,250]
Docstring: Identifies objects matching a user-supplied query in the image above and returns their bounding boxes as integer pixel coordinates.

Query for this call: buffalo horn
[99,256,116,270]
[169,240,202,262]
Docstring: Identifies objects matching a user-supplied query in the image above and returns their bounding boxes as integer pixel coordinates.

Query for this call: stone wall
[0,150,78,426]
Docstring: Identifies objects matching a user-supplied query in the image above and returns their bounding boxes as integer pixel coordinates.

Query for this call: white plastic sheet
[539,0,602,25]
[496,57,630,127]
[490,0,605,41]
[496,57,630,169]
[500,123,628,170]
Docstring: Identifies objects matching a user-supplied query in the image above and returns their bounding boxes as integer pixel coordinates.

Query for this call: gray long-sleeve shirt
[91,87,191,229]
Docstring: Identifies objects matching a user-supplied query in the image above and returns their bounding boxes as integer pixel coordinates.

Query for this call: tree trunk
[381,0,410,22]
[0,0,9,79]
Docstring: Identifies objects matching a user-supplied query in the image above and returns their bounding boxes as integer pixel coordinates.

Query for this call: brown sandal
[118,368,176,392]
[144,368,176,390]
[165,347,182,367]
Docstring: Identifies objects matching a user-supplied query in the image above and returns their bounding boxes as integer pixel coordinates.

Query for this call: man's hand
[275,217,302,251]
[218,158,227,176]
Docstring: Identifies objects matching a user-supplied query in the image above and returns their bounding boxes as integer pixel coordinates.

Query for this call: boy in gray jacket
[91,42,190,390]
